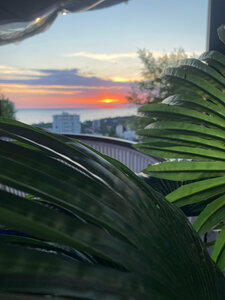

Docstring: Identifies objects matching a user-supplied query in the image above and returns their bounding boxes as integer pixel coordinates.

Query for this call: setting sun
[100,98,118,104]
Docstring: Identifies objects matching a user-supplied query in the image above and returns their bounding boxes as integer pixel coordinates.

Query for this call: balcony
[65,134,160,173]
[0,133,160,200]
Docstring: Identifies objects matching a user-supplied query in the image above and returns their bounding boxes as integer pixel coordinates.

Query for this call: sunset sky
[0,0,208,108]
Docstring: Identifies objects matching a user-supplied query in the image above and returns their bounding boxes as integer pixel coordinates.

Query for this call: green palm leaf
[193,195,225,236]
[212,225,225,270]
[0,117,224,298]
[136,25,225,272]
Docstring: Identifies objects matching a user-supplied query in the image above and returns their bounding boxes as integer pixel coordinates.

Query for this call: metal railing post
[207,0,225,53]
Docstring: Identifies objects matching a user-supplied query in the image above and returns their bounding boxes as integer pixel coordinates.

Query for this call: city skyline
[0,0,208,108]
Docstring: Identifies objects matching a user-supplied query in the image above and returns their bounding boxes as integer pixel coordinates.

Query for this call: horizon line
[16,103,138,110]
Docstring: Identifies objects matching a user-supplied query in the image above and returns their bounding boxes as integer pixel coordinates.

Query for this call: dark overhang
[0,0,128,45]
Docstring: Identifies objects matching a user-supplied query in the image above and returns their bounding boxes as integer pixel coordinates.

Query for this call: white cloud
[63,51,138,62]
[63,50,202,63]
[0,65,47,80]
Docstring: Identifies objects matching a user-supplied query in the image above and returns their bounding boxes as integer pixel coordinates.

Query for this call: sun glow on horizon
[101,98,118,104]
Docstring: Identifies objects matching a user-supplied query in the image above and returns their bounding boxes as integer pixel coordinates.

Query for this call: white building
[123,130,136,141]
[116,124,136,141]
[116,124,123,138]
[52,112,81,134]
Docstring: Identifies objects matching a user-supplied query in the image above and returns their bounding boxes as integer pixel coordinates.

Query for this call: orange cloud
[0,68,130,108]
[3,85,128,108]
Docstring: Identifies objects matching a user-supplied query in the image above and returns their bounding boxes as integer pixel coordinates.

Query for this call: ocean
[16,104,138,125]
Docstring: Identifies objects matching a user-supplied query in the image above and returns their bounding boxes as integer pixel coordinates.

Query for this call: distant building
[116,124,136,141]
[116,124,123,138]
[92,119,101,131]
[123,130,136,141]
[52,112,81,134]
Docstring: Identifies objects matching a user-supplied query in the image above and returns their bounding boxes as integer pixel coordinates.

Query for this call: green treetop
[127,48,192,104]
[0,94,16,119]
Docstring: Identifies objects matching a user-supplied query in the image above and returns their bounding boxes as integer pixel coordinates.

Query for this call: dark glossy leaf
[0,118,224,298]
[212,226,225,270]
[137,174,205,216]
[0,244,146,299]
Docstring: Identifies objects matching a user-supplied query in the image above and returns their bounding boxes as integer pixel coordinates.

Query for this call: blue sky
[0,0,208,108]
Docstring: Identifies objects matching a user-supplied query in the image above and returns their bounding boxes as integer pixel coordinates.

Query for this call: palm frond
[0,117,224,298]
[135,25,225,272]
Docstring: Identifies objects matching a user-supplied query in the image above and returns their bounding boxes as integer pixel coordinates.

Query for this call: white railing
[66,134,160,173]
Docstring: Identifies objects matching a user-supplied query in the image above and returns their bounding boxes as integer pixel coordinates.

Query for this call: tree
[127,48,191,105]
[0,94,16,119]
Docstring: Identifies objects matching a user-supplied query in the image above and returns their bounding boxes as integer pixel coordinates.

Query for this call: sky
[0,0,208,109]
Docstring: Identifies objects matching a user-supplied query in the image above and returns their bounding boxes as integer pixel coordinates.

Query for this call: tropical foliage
[0,95,16,119]
[0,118,224,299]
[126,49,193,132]
[127,48,191,105]
[135,25,225,272]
